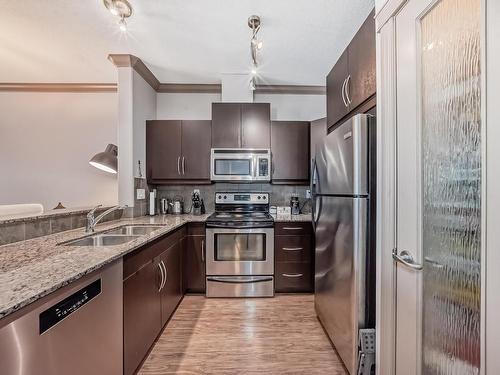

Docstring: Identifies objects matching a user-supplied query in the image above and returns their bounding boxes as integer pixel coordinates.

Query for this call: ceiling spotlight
[251,67,258,75]
[248,15,262,66]
[249,79,256,91]
[118,17,127,32]
[257,41,263,50]
[103,0,133,32]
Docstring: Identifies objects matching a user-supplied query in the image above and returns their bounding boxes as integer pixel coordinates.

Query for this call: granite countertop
[0,205,114,225]
[0,214,209,319]
[0,211,311,320]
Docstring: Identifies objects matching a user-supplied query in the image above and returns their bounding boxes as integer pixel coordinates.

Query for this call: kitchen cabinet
[123,260,161,375]
[183,223,206,293]
[271,121,310,184]
[158,241,183,326]
[211,103,241,148]
[123,227,185,375]
[326,9,376,129]
[327,49,350,127]
[212,103,270,149]
[146,120,212,184]
[241,103,271,148]
[274,222,314,293]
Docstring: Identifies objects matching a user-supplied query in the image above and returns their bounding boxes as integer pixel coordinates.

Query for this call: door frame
[375,0,489,373]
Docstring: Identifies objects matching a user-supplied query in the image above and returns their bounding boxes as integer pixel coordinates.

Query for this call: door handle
[182,156,186,175]
[177,156,181,175]
[201,239,205,262]
[283,247,303,251]
[282,273,303,278]
[392,249,423,271]
[158,262,165,291]
[160,261,167,289]
[345,75,352,104]
[341,77,348,107]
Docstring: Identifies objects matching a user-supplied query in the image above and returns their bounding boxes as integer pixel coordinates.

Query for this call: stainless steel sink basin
[63,234,140,247]
[104,225,163,236]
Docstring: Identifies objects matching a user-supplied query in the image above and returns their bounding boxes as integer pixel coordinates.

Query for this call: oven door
[206,227,274,275]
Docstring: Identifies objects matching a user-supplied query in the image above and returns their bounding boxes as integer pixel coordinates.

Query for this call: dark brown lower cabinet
[274,222,314,293]
[183,224,206,293]
[123,260,162,375]
[159,241,183,326]
[123,227,185,375]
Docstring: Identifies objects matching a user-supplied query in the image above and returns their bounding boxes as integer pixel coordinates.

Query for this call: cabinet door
[181,120,212,180]
[271,121,310,183]
[241,103,271,148]
[146,120,182,180]
[347,9,376,109]
[212,103,241,148]
[183,235,206,293]
[326,49,350,128]
[123,261,162,375]
[159,242,182,326]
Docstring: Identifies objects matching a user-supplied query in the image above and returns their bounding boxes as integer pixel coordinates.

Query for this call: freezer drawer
[314,196,368,375]
[206,276,274,297]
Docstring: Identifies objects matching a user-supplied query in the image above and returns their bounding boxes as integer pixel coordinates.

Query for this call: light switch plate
[306,189,311,199]
[136,188,146,200]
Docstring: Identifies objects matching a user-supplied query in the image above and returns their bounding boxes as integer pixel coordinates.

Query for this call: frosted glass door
[420,0,481,373]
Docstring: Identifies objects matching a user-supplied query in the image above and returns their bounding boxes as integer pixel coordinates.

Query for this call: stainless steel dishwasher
[0,259,123,375]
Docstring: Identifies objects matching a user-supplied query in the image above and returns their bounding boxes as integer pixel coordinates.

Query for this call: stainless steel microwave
[210,148,271,182]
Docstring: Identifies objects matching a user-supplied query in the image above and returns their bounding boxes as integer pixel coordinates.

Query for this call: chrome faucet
[86,205,127,233]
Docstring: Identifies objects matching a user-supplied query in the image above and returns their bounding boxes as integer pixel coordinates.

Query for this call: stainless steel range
[205,192,274,297]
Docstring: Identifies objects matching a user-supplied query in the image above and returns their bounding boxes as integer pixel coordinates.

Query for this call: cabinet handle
[341,77,348,107]
[283,247,303,251]
[177,156,181,175]
[282,227,303,231]
[201,239,205,262]
[282,273,303,278]
[158,262,165,291]
[182,156,186,175]
[161,261,167,289]
[345,75,352,105]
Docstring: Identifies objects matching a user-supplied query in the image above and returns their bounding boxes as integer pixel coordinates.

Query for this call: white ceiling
[0,0,374,85]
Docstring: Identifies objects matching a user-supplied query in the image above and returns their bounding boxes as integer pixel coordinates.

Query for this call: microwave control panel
[258,158,269,177]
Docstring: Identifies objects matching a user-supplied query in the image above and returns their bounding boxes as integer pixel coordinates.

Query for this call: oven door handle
[207,276,273,284]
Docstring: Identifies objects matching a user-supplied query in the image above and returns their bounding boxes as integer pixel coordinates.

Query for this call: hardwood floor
[138,294,347,375]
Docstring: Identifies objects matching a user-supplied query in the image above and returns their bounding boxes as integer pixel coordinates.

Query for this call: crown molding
[0,83,117,92]
[157,83,222,93]
[255,84,326,95]
[108,54,160,90]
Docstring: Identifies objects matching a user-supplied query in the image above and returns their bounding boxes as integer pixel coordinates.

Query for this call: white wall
[156,93,221,120]
[255,93,326,121]
[0,92,118,209]
[156,92,325,121]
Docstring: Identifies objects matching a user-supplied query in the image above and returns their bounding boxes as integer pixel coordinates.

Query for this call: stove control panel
[215,192,269,204]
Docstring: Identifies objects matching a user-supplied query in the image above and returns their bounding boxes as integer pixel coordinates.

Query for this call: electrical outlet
[306,189,311,199]
[136,188,146,200]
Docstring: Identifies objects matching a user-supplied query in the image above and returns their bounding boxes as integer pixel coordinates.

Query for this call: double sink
[61,225,164,247]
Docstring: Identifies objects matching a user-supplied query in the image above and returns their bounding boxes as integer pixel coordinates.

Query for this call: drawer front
[275,262,313,293]
[187,222,205,236]
[274,222,312,235]
[275,235,312,262]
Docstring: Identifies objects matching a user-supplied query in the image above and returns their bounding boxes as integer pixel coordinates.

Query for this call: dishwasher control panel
[39,278,101,334]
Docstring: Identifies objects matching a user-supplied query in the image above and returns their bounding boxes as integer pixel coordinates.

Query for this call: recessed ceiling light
[103,0,133,32]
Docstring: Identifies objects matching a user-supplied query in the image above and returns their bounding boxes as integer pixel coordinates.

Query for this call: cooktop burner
[206,192,273,227]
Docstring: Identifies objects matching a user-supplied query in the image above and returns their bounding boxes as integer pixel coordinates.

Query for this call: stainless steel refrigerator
[313,114,376,375]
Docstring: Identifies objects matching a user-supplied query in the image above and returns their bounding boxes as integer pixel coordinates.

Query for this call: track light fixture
[248,15,262,91]
[103,0,133,32]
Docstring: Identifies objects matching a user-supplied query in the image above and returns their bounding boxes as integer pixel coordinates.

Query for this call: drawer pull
[283,247,303,251]
[282,227,303,230]
[282,273,303,278]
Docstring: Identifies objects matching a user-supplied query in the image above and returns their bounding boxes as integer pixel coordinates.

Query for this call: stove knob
[257,195,261,200]
[223,195,227,199]
[218,195,222,199]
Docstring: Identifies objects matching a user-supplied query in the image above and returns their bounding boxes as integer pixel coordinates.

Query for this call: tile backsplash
[155,183,312,214]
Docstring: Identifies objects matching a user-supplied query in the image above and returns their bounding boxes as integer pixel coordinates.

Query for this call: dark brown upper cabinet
[271,121,311,184]
[146,120,212,184]
[326,9,375,129]
[212,103,270,149]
